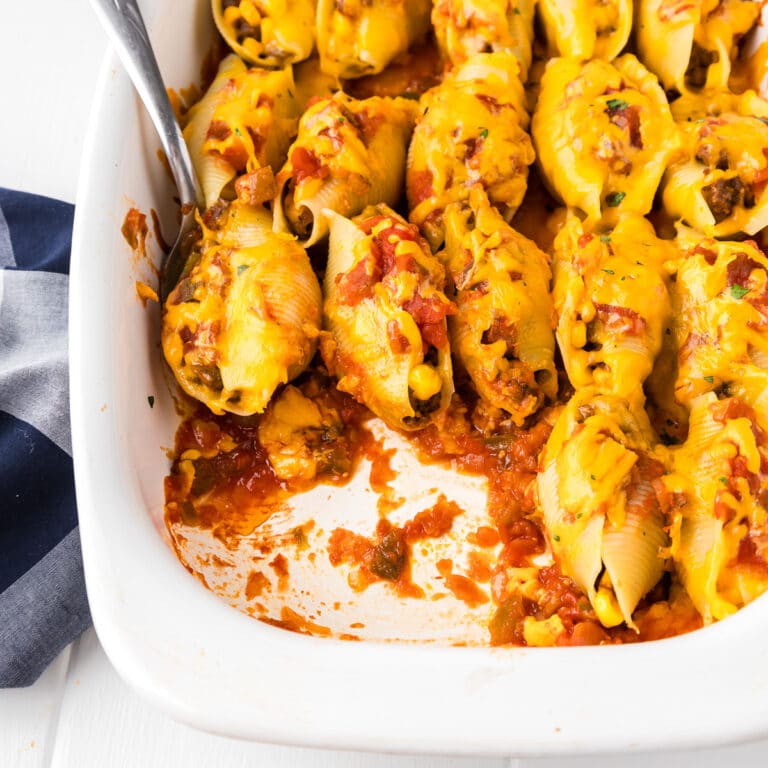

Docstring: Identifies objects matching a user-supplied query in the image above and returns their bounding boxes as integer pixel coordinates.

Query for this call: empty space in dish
[169,419,499,644]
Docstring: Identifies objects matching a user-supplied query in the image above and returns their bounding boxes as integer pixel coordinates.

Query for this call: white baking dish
[70,0,768,755]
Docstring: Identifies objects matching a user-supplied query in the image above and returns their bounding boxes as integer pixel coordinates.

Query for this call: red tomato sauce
[165,376,708,646]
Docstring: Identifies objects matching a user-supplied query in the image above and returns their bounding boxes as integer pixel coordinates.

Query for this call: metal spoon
[90,0,203,301]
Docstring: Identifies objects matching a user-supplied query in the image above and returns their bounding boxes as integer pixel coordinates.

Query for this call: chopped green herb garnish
[731,284,750,299]
[704,375,714,383]
[147,395,155,408]
[234,127,242,136]
[513,6,521,14]
[606,191,626,207]
[576,512,583,519]
[719,476,728,485]
[606,98,628,111]
[590,473,597,480]
[553,534,561,542]
[602,268,615,275]
[600,234,611,243]
[479,127,489,139]
[237,264,250,275]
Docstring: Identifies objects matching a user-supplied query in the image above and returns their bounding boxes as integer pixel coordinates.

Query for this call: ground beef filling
[702,176,754,223]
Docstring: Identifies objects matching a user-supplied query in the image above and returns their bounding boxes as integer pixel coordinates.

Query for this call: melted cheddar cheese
[537,390,668,630]
[532,55,681,223]
[162,228,322,416]
[636,0,761,92]
[444,186,557,425]
[538,0,633,61]
[662,392,768,622]
[672,235,768,404]
[160,1,768,644]
[321,205,455,431]
[211,0,317,67]
[183,55,299,209]
[663,91,768,237]
[407,51,533,250]
[431,0,535,78]
[553,214,675,407]
[274,92,417,246]
[316,0,431,78]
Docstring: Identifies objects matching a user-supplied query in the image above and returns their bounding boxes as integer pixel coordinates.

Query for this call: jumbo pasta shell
[273,93,416,247]
[183,55,299,209]
[322,207,454,431]
[212,0,316,68]
[316,0,431,78]
[601,481,668,629]
[664,391,768,623]
[552,213,673,405]
[184,55,247,208]
[538,0,632,61]
[536,390,665,629]
[532,55,680,223]
[211,201,274,247]
[407,52,534,250]
[678,512,732,623]
[162,235,321,416]
[635,0,697,90]
[431,0,536,79]
[274,175,346,247]
[636,0,759,92]
[444,189,556,423]
[662,112,768,238]
[672,237,768,404]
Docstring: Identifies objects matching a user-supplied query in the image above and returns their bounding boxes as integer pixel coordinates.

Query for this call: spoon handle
[90,0,202,208]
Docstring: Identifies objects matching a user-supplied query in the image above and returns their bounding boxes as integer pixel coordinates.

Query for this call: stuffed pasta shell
[316,0,431,79]
[537,390,669,630]
[183,55,299,210]
[197,197,276,249]
[636,0,760,92]
[292,56,339,111]
[273,92,417,247]
[538,0,632,61]
[431,0,535,79]
[407,52,534,250]
[162,226,322,416]
[552,214,675,406]
[532,55,680,223]
[662,99,768,238]
[671,235,768,404]
[321,205,455,431]
[212,0,316,68]
[661,392,768,623]
[443,187,557,425]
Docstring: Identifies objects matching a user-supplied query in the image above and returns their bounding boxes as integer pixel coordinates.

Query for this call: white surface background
[3,1,768,765]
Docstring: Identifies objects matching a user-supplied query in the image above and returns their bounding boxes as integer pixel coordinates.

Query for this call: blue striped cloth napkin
[0,188,91,687]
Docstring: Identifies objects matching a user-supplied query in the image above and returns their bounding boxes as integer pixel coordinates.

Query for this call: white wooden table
[3,2,768,765]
